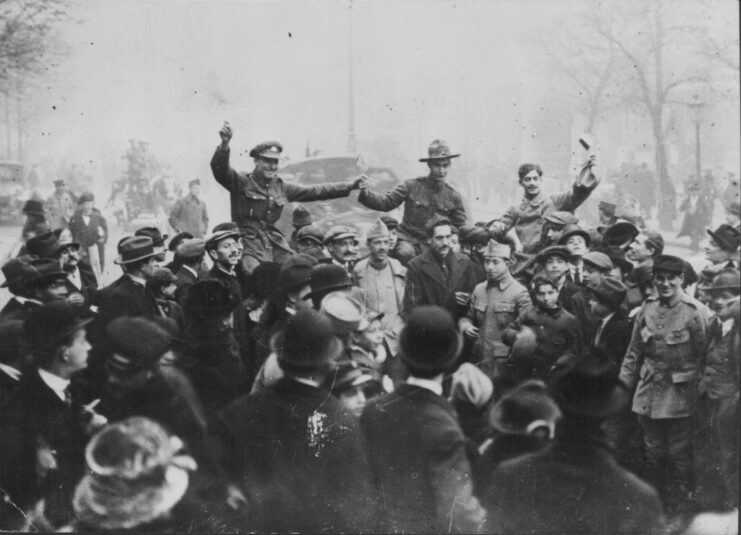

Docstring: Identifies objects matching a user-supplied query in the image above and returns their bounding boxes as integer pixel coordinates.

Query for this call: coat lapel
[418,250,447,290]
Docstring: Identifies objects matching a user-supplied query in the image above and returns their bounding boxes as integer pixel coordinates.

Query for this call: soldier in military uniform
[619,255,710,514]
[357,139,468,265]
[210,121,367,273]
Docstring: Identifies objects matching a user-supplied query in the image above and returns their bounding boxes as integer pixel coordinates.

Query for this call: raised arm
[210,121,241,192]
[358,181,410,212]
[551,158,600,213]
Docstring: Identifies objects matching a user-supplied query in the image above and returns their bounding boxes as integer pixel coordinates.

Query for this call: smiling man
[619,254,710,514]
[357,140,468,265]
[211,121,367,274]
[488,160,599,254]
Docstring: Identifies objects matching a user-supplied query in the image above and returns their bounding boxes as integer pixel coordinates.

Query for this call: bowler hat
[249,141,283,160]
[304,264,353,300]
[73,416,196,530]
[135,227,168,251]
[550,355,630,418]
[24,301,93,355]
[78,192,94,205]
[1,255,38,288]
[707,224,741,252]
[276,263,313,295]
[26,229,63,259]
[296,224,325,245]
[581,251,613,273]
[168,231,194,252]
[320,291,367,334]
[585,278,627,310]
[535,245,571,264]
[380,215,399,231]
[489,379,561,436]
[22,199,45,216]
[273,309,343,370]
[557,225,591,248]
[706,269,741,293]
[106,317,172,376]
[366,219,390,241]
[419,139,460,162]
[184,280,237,319]
[603,221,639,248]
[400,306,462,373]
[292,205,313,227]
[114,236,158,265]
[324,225,359,245]
[544,211,578,227]
[176,238,205,259]
[653,254,686,275]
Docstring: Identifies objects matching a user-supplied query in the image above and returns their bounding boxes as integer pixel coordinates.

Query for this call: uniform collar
[488,274,514,290]
[522,192,545,208]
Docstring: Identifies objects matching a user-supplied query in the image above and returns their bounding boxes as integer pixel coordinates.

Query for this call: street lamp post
[687,94,705,184]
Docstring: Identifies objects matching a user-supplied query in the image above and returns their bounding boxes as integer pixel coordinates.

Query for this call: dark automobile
[277,156,401,241]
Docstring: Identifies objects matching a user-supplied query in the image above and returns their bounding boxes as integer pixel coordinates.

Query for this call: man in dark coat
[483,359,664,534]
[55,232,98,311]
[0,255,41,320]
[216,310,375,533]
[67,192,107,273]
[0,302,95,529]
[97,236,159,325]
[403,216,478,319]
[361,306,486,533]
[172,237,204,306]
[210,121,366,273]
[358,139,469,264]
[168,178,209,238]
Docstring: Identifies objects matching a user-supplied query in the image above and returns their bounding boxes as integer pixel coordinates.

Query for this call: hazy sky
[19,0,739,203]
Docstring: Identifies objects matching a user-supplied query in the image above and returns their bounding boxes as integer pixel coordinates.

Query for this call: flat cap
[324,225,359,244]
[176,238,206,259]
[296,224,325,245]
[544,211,578,227]
[581,251,614,272]
[535,245,571,263]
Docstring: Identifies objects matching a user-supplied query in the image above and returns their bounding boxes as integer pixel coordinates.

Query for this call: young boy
[534,245,580,312]
[503,274,581,383]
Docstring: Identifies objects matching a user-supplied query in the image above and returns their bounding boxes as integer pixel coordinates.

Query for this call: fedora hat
[73,416,196,530]
[400,305,462,373]
[707,224,741,252]
[706,269,741,294]
[489,379,561,436]
[27,258,67,285]
[184,280,237,319]
[419,139,460,162]
[1,255,38,288]
[603,221,639,249]
[272,309,344,370]
[24,301,93,354]
[106,317,172,377]
[114,236,157,265]
[550,355,630,419]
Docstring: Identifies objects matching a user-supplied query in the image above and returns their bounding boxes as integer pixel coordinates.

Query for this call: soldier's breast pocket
[665,329,693,360]
[492,302,516,327]
[406,192,431,221]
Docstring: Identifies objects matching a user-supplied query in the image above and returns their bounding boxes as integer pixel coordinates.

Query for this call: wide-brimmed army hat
[419,139,460,162]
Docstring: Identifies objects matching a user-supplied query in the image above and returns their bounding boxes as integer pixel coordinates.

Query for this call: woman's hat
[400,306,462,373]
[73,416,196,530]
[489,379,561,436]
[272,309,344,370]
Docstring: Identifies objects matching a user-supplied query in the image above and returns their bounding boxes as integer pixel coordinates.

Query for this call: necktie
[63,385,72,407]
[574,265,582,286]
[441,260,449,281]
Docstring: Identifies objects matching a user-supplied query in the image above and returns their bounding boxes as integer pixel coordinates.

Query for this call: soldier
[168,179,209,238]
[210,121,366,274]
[357,139,468,265]
[619,255,710,514]
[488,160,599,254]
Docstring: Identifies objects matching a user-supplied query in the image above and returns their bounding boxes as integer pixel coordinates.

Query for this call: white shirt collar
[38,368,70,402]
[14,296,43,306]
[407,375,443,396]
[0,363,21,382]
[67,267,82,290]
[601,311,616,327]
[721,318,734,337]
[127,273,147,286]
[292,376,322,388]
[182,265,198,278]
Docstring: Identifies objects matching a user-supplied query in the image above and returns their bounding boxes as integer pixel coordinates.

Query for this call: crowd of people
[0,122,739,533]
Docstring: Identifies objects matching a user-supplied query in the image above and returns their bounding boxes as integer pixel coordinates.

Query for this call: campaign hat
[419,139,460,162]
